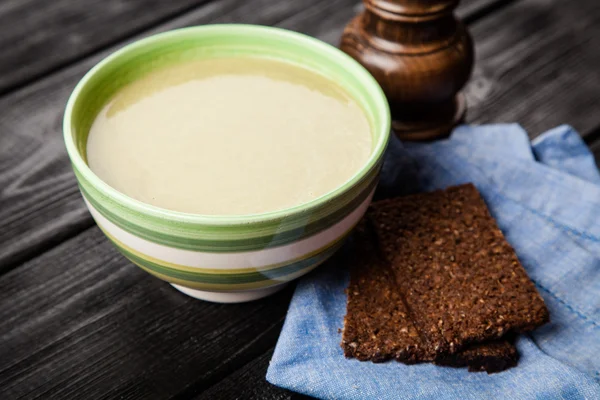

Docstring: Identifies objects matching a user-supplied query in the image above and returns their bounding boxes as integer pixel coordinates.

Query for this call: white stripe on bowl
[83,188,374,270]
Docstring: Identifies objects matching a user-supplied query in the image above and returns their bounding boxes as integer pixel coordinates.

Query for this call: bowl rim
[63,24,390,226]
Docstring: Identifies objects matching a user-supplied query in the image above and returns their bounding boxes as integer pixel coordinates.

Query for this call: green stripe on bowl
[116,236,342,285]
[102,224,348,290]
[132,258,327,291]
[80,164,379,252]
[97,220,357,274]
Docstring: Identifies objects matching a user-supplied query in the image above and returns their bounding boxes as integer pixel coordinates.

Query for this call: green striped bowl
[63,25,390,303]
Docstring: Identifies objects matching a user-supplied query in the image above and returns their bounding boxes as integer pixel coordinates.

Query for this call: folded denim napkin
[267,125,600,400]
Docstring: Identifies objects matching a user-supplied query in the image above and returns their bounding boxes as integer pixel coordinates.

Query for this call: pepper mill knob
[340,0,474,141]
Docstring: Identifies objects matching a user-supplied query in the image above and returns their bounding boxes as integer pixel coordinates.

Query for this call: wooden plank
[458,0,514,21]
[195,349,308,400]
[0,0,355,273]
[0,0,503,95]
[0,0,213,95]
[465,0,600,138]
[0,227,295,399]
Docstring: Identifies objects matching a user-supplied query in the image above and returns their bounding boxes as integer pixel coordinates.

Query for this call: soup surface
[87,57,372,215]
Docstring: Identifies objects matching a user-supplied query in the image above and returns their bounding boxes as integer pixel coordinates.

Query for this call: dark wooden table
[1,0,599,399]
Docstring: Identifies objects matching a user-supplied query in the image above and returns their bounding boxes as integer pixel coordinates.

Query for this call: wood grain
[0,227,296,399]
[195,349,306,400]
[0,0,214,95]
[464,0,600,137]
[460,0,520,24]
[0,0,500,96]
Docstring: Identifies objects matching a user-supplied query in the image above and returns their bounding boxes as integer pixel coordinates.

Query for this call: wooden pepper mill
[341,0,474,140]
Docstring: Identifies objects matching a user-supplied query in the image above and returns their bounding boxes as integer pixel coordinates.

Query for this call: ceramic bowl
[63,24,390,303]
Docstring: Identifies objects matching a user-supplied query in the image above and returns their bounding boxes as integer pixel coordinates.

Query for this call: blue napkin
[267,125,600,400]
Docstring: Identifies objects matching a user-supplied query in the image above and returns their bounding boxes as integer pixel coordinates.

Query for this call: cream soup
[87,57,372,215]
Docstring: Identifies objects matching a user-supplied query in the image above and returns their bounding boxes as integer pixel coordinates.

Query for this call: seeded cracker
[342,223,426,364]
[367,184,548,356]
[342,221,520,373]
[342,227,519,372]
[342,184,548,373]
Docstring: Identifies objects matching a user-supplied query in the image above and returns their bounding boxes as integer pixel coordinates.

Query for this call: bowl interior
[64,24,390,223]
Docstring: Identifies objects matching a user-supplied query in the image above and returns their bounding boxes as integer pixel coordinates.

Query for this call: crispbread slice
[367,183,549,356]
[342,224,430,363]
[341,219,521,373]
